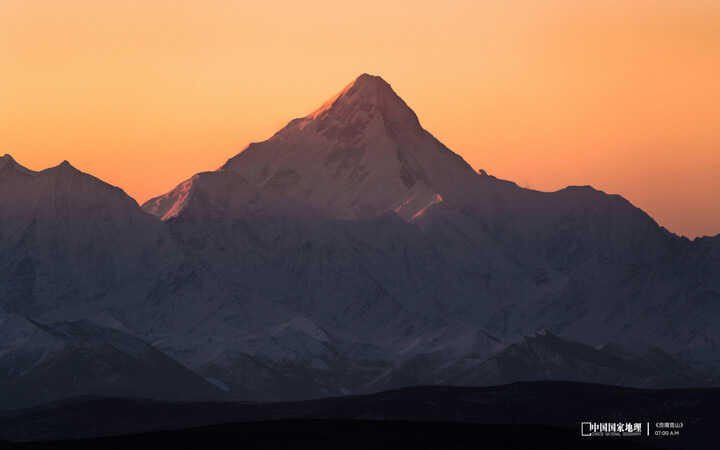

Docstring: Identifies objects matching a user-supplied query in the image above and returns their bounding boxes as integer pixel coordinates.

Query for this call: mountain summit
[288,73,426,142]
[144,74,478,221]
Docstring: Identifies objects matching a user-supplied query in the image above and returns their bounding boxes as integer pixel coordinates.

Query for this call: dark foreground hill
[0,421,662,450]
[1,381,717,449]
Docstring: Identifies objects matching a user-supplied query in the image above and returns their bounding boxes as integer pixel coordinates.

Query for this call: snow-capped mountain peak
[146,74,478,221]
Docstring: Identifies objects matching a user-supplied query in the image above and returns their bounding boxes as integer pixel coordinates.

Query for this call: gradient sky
[1,0,719,238]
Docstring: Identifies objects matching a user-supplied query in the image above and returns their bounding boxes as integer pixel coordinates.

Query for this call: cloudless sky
[1,0,719,238]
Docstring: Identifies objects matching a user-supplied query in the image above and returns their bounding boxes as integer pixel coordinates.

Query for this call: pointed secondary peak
[54,160,74,171]
[0,154,15,168]
[0,154,15,172]
[0,154,34,175]
[0,154,18,167]
[54,159,79,172]
[40,159,81,177]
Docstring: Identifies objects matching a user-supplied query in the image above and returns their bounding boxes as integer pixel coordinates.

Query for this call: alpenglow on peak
[300,73,426,141]
[145,74,478,221]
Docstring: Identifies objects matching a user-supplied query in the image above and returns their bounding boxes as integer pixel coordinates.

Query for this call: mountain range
[1,74,718,409]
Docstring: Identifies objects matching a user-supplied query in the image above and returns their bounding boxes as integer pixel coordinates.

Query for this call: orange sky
[1,0,719,238]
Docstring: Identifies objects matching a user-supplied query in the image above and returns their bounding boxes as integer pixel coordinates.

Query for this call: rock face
[1,75,719,407]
